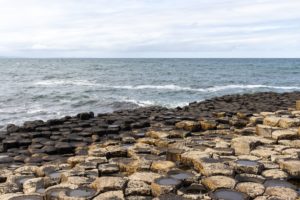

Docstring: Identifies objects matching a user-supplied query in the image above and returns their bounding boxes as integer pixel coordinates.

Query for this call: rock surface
[0,92,299,199]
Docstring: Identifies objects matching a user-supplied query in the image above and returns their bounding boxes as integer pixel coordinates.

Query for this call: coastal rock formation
[0,92,299,199]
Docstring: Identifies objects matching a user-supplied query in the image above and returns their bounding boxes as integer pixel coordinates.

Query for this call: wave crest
[34,80,300,93]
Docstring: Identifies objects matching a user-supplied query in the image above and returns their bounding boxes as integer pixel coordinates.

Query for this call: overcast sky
[0,0,300,58]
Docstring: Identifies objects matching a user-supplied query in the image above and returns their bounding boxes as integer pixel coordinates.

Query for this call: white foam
[35,80,96,86]
[121,99,155,107]
[108,84,300,92]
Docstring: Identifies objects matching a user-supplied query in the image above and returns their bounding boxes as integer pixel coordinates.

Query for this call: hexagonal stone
[151,177,181,197]
[233,160,264,174]
[193,158,233,176]
[125,180,151,196]
[256,125,280,138]
[175,121,200,132]
[261,169,288,179]
[211,189,249,200]
[202,175,236,191]
[278,117,300,128]
[279,159,300,178]
[128,172,161,184]
[235,182,265,198]
[150,161,176,173]
[91,177,126,192]
[93,190,124,200]
[272,129,298,140]
[263,116,281,127]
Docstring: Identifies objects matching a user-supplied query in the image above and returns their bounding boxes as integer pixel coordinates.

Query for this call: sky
[0,0,300,58]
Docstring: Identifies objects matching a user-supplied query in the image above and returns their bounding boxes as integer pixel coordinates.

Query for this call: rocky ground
[0,92,300,200]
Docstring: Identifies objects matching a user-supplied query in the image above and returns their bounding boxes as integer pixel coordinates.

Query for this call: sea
[0,58,300,129]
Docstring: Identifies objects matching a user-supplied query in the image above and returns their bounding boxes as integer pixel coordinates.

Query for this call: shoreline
[0,91,299,199]
[2,91,300,131]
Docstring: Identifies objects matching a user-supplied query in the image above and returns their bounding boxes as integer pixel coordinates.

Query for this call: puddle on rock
[236,160,259,166]
[46,188,70,200]
[265,179,297,190]
[184,184,207,194]
[67,187,97,198]
[167,170,194,181]
[10,195,43,200]
[155,177,181,186]
[211,189,248,200]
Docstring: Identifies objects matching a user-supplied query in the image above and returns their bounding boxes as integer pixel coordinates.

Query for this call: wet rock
[90,176,126,192]
[2,139,19,151]
[125,180,151,196]
[177,184,209,199]
[55,142,74,154]
[0,155,14,164]
[6,124,20,133]
[235,174,265,184]
[167,170,197,186]
[44,184,78,200]
[235,182,265,198]
[61,186,97,200]
[23,177,48,194]
[202,175,236,191]
[2,194,44,200]
[93,190,124,200]
[211,189,249,200]
[151,177,182,197]
[98,163,120,175]
[233,159,264,174]
[77,112,94,120]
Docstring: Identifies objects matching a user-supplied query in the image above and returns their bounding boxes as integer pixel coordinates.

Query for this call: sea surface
[1,58,300,129]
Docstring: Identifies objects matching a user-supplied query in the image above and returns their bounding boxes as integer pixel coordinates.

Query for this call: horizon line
[1,57,300,59]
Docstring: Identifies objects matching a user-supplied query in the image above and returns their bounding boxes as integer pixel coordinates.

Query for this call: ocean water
[0,58,300,128]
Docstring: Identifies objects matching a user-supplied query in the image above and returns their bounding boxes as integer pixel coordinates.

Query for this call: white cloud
[0,0,299,57]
